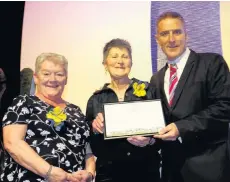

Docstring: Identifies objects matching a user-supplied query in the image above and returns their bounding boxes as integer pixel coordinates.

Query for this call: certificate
[103,99,165,139]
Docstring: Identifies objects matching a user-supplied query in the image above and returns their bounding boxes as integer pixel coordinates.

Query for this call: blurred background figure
[0,67,7,175]
[20,67,35,95]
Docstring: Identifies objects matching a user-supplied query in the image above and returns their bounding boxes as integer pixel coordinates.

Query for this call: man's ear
[155,34,159,45]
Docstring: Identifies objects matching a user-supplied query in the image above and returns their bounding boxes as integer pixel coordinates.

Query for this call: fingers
[92,113,104,133]
[97,113,104,122]
[127,136,150,147]
[154,132,177,141]
[69,172,82,182]
[158,125,171,135]
[154,123,179,141]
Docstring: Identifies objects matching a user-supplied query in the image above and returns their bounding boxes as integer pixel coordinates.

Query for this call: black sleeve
[176,54,230,141]
[85,94,107,158]
[85,95,95,128]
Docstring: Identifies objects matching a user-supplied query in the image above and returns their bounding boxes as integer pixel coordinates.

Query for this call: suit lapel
[158,64,170,110]
[171,51,196,109]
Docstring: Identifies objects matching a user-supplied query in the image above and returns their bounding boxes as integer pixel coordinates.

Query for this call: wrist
[148,138,155,145]
[44,165,53,180]
[87,171,95,181]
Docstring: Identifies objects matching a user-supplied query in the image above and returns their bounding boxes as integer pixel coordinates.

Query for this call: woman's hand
[71,170,93,182]
[127,136,153,147]
[48,166,72,182]
[92,113,104,134]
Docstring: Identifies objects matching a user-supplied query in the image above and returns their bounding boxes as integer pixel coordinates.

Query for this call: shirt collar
[167,47,190,65]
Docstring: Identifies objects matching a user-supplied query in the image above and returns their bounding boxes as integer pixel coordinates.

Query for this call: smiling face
[34,60,67,100]
[155,17,187,61]
[104,47,132,80]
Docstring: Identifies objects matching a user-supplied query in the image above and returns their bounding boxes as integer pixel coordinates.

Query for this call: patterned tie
[169,64,178,106]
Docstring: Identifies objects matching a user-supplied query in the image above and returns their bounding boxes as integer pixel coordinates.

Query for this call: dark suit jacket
[150,50,230,182]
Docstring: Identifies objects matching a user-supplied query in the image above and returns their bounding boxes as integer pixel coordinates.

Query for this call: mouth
[167,45,179,49]
[46,85,59,88]
[115,67,125,69]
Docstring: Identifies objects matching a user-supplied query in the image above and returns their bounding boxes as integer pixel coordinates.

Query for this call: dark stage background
[0,2,25,118]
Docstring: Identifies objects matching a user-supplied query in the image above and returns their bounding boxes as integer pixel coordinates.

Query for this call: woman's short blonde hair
[35,53,68,74]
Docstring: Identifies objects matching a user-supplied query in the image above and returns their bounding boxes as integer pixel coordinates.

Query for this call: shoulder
[10,94,33,106]
[191,50,225,64]
[131,77,154,92]
[131,78,149,85]
[87,83,111,103]
[67,103,83,112]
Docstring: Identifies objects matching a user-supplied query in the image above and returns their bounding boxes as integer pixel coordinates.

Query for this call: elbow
[3,138,18,155]
[4,139,14,153]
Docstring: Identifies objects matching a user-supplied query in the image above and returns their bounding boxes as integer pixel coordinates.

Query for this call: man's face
[155,17,187,61]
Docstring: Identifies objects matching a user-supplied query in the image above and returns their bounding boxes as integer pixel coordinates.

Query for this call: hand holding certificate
[103,99,165,139]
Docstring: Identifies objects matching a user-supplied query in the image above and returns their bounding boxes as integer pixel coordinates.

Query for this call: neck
[168,48,187,62]
[110,77,131,90]
[35,92,65,107]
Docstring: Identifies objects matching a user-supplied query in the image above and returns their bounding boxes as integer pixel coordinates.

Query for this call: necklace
[110,83,130,102]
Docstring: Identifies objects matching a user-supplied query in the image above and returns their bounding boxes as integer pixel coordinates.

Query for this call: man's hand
[92,113,104,134]
[154,123,179,141]
[127,136,152,147]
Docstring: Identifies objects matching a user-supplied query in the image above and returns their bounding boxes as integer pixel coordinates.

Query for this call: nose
[169,31,175,42]
[117,58,124,64]
[117,57,124,64]
[49,73,57,81]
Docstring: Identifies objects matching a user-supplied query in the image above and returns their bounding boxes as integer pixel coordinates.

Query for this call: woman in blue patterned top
[1,53,95,182]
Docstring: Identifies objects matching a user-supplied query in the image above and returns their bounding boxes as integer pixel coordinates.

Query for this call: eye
[174,29,182,35]
[42,72,50,76]
[56,73,65,77]
[122,55,129,59]
[160,31,169,37]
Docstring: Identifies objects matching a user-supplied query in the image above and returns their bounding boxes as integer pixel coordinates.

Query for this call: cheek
[59,78,67,86]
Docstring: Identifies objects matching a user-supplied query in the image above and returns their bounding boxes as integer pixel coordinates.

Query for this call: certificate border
[103,99,165,140]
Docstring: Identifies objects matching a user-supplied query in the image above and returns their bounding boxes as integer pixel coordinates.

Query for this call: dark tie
[169,64,178,106]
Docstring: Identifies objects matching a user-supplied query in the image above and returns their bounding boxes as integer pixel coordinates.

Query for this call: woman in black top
[86,38,161,182]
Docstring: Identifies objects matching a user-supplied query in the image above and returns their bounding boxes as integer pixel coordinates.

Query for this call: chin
[46,93,60,98]
[113,75,127,80]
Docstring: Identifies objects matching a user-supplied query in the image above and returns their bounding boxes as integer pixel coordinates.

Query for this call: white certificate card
[103,100,165,139]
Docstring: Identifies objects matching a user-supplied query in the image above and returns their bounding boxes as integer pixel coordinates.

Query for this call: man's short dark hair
[157,11,185,27]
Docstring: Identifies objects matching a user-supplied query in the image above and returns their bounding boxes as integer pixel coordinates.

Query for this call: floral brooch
[46,106,67,131]
[133,82,147,97]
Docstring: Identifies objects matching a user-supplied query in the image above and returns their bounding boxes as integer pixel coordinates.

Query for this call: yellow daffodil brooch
[46,106,67,131]
[133,82,147,97]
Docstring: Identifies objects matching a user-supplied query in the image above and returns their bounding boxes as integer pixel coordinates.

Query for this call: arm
[85,143,96,178]
[71,144,96,182]
[176,55,230,140]
[155,55,230,141]
[85,154,96,180]
[3,124,70,181]
[85,95,105,158]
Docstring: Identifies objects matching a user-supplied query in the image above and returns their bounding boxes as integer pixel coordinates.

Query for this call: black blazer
[150,50,230,182]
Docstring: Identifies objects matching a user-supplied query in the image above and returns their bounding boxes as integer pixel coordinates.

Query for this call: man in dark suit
[151,11,230,182]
